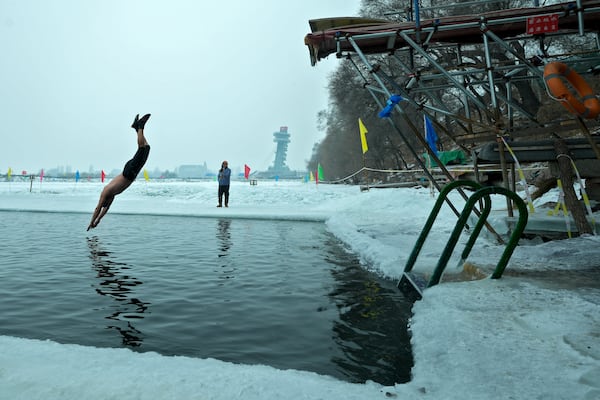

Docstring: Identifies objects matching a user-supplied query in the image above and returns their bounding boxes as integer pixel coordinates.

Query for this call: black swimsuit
[122,145,150,181]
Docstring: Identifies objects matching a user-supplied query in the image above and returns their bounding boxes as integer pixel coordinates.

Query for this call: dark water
[0,210,414,385]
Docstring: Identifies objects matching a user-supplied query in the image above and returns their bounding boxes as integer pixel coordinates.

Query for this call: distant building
[256,126,303,179]
[272,126,291,174]
[178,163,208,178]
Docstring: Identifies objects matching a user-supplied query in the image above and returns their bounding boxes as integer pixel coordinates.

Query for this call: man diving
[87,113,151,230]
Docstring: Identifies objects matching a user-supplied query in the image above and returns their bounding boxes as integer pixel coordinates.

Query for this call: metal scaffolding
[305,0,600,175]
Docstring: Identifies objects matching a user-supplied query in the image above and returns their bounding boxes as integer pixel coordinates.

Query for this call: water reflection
[216,219,236,282]
[87,236,149,347]
[325,236,414,386]
[217,219,232,257]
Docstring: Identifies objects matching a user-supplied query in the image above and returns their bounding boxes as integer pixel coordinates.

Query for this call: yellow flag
[358,118,368,154]
[143,169,149,182]
[7,167,12,180]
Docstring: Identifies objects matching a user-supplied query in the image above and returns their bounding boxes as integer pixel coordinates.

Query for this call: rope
[324,166,418,184]
[554,179,572,239]
[499,136,535,213]
[324,167,367,184]
[542,67,571,107]
[556,153,597,235]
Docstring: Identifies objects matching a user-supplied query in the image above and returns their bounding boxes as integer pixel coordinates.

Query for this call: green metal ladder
[398,180,529,301]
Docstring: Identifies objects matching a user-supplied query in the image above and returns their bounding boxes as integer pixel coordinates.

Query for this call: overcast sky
[0,0,359,175]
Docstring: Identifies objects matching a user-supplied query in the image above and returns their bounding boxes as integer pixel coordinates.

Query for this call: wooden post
[554,138,593,236]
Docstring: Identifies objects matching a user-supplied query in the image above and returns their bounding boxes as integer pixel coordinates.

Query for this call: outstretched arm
[87,206,101,231]
[87,194,114,231]
[86,175,132,231]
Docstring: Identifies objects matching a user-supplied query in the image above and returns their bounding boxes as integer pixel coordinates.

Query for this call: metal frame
[332,0,600,150]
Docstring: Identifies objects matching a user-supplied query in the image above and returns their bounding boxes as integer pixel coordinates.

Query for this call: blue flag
[378,94,405,118]
[424,115,438,157]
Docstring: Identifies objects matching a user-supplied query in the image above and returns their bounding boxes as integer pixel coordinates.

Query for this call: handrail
[488,187,529,278]
[428,185,528,286]
[400,180,529,299]
[404,180,485,273]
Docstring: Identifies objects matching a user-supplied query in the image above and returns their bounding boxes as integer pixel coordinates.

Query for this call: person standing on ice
[87,113,151,230]
[217,160,231,207]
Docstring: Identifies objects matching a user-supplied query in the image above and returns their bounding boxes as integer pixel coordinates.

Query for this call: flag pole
[7,167,12,192]
[424,115,438,197]
[39,169,44,191]
[358,118,369,188]
[363,151,369,189]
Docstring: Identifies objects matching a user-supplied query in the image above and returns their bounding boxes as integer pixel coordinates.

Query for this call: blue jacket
[218,168,231,186]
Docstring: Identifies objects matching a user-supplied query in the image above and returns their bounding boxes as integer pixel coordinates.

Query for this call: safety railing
[398,180,528,301]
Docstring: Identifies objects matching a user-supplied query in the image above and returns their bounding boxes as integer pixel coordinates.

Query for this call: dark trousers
[122,145,150,181]
[218,185,230,206]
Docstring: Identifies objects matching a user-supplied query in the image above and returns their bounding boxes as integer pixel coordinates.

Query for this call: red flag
[40,169,44,182]
[244,164,251,179]
[101,170,106,183]
[315,170,319,185]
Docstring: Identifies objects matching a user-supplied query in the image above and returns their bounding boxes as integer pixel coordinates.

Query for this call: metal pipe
[578,0,585,36]
[481,22,499,113]
[399,31,492,113]
[420,0,515,12]
[404,180,485,273]
[414,0,421,43]
[463,75,473,136]
[481,26,544,79]
[346,38,469,221]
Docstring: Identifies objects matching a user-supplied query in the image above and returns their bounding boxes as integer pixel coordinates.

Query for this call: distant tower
[271,126,291,174]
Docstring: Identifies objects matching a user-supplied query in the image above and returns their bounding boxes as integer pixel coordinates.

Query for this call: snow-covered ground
[1,179,598,399]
